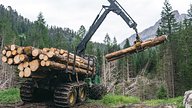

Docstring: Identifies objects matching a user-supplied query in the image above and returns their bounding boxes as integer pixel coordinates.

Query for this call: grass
[0,88,21,104]
[100,94,140,106]
[144,96,184,108]
[89,94,184,108]
[0,88,184,108]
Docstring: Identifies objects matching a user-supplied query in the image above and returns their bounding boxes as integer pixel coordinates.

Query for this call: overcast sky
[0,0,191,43]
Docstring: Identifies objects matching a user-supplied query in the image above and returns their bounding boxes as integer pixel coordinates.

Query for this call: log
[39,54,45,60]
[2,56,7,63]
[24,46,33,55]
[7,58,14,65]
[105,35,167,61]
[14,55,21,64]
[48,54,93,71]
[2,50,6,55]
[19,71,24,78]
[59,49,66,55]
[10,44,18,51]
[24,67,31,77]
[29,60,40,71]
[6,51,12,57]
[42,48,50,52]
[4,45,11,50]
[23,62,29,68]
[11,50,17,56]
[45,61,91,74]
[40,60,46,67]
[19,54,28,62]
[32,49,41,57]
[18,63,24,71]
[17,47,23,54]
[43,55,49,61]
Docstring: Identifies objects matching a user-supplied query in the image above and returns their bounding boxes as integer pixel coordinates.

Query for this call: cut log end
[11,44,18,51]
[29,60,39,71]
[41,60,46,67]
[17,47,23,54]
[11,50,17,56]
[6,51,12,57]
[14,55,21,64]
[32,49,40,57]
[19,71,24,78]
[2,56,8,63]
[24,46,33,55]
[24,67,31,77]
[7,58,14,65]
[2,50,6,55]
[39,54,44,60]
[18,63,24,71]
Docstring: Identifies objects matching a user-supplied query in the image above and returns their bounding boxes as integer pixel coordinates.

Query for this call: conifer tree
[159,0,178,35]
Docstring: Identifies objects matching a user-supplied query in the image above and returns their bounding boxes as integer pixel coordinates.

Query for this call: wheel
[20,80,35,102]
[54,84,77,108]
[88,84,107,100]
[77,86,87,102]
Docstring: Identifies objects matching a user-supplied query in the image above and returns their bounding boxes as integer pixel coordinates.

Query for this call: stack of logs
[1,45,95,78]
[105,35,167,61]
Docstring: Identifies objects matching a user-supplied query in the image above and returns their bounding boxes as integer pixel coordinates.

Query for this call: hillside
[120,10,189,47]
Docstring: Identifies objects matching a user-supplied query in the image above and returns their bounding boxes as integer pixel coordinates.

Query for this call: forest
[0,0,192,107]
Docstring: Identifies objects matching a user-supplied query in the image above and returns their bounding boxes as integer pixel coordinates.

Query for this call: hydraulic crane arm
[76,0,141,56]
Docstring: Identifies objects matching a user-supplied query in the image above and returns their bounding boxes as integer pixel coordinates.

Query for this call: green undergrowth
[0,88,21,104]
[89,94,184,108]
[101,94,140,106]
[144,96,184,108]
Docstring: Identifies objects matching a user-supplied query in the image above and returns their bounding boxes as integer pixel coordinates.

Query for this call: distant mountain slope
[120,10,189,47]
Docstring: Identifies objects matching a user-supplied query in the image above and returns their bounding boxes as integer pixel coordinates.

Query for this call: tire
[88,84,107,100]
[54,83,77,108]
[77,86,87,102]
[20,80,35,102]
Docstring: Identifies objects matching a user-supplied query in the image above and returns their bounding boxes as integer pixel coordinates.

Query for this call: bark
[106,35,167,61]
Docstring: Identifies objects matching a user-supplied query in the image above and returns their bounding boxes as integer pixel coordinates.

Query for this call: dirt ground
[0,101,176,108]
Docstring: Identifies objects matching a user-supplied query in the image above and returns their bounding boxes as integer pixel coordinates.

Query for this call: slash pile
[1,45,95,78]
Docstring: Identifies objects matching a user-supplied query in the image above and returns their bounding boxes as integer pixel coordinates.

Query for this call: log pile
[1,45,95,78]
[105,35,167,62]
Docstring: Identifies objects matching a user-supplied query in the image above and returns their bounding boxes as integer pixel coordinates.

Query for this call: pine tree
[159,0,178,35]
[103,33,111,53]
[188,4,192,18]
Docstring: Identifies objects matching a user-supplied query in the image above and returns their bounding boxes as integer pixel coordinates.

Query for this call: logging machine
[18,0,143,107]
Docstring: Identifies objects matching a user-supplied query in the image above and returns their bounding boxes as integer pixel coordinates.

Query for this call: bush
[156,85,167,99]
[0,88,21,104]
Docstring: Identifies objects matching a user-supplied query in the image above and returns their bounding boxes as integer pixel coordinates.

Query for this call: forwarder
[1,0,166,108]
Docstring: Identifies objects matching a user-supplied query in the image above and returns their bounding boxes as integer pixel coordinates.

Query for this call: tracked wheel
[20,80,35,102]
[77,85,87,102]
[54,83,77,108]
[88,84,107,100]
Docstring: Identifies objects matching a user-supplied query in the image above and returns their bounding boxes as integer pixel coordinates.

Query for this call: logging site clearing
[0,0,192,108]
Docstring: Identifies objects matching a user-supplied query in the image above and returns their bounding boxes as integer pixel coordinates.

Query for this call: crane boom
[76,0,140,56]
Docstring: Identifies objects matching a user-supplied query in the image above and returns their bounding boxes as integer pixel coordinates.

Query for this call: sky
[0,0,191,43]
